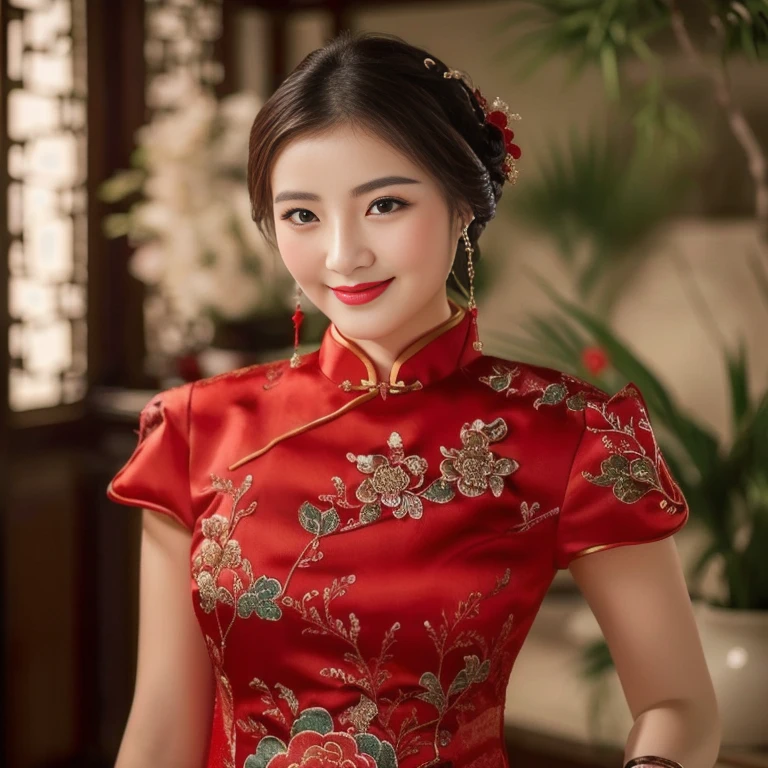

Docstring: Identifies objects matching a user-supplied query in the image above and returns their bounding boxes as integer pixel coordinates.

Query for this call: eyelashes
[279,196,411,228]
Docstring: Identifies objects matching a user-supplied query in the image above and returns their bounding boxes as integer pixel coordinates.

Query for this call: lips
[330,277,395,305]
[333,279,391,292]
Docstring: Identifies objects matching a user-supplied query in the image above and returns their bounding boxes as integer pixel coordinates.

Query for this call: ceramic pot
[696,600,768,748]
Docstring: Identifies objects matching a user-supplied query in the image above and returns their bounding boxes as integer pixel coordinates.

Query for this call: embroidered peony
[266,730,377,768]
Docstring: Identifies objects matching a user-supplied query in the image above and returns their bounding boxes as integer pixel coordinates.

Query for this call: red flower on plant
[267,730,377,768]
[582,346,609,376]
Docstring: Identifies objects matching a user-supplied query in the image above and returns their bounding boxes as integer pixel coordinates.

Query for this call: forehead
[271,122,422,183]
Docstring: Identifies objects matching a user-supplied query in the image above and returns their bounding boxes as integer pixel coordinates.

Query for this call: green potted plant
[494,0,768,746]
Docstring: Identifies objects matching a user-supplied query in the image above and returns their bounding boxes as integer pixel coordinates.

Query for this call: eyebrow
[273,175,421,204]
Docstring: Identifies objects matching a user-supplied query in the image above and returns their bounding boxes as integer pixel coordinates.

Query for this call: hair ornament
[424,57,522,185]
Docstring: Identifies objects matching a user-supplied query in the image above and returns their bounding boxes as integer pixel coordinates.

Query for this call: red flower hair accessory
[424,57,522,185]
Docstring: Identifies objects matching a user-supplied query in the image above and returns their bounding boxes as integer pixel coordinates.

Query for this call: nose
[324,217,374,276]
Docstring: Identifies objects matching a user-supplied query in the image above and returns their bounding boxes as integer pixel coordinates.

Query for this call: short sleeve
[554,381,689,570]
[106,382,195,531]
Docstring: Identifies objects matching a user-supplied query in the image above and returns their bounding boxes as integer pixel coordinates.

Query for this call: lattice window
[4,0,88,411]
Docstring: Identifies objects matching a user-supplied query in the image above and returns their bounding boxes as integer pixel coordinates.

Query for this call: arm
[569,536,721,768]
[115,509,215,768]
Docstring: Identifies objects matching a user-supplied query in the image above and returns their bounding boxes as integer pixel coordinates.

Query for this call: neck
[344,289,453,382]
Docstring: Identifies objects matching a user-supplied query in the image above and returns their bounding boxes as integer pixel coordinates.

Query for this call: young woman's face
[270,122,467,342]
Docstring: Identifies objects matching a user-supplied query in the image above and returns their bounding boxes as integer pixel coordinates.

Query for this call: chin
[326,296,415,342]
[330,309,403,342]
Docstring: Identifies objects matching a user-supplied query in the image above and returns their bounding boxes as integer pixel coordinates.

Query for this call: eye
[368,197,409,216]
[280,208,318,227]
[279,197,410,228]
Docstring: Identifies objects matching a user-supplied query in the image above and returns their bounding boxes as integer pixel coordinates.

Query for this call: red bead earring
[290,282,304,368]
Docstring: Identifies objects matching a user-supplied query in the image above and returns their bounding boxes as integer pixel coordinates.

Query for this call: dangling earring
[461,224,483,352]
[290,282,304,368]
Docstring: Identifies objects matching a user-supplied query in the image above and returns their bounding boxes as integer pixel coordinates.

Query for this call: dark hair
[247,30,509,284]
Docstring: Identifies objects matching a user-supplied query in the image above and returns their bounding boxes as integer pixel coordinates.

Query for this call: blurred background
[1,0,767,766]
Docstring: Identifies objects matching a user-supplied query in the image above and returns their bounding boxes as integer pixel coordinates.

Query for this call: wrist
[624,758,684,768]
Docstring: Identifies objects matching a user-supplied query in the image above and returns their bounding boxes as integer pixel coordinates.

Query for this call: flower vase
[696,600,768,748]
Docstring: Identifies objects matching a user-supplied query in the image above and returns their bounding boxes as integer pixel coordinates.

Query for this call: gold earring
[462,224,483,352]
[290,282,304,368]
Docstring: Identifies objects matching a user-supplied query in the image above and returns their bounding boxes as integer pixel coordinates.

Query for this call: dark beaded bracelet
[624,757,684,768]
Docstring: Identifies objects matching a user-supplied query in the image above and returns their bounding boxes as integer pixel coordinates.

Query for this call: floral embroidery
[238,576,284,621]
[198,420,518,764]
[341,417,517,520]
[201,419,519,631]
[439,418,518,498]
[201,515,243,569]
[508,500,560,533]
[263,362,287,391]
[274,568,513,767]
[242,699,396,768]
[582,385,684,509]
[195,360,287,391]
[192,474,261,767]
[349,432,429,520]
[479,363,590,411]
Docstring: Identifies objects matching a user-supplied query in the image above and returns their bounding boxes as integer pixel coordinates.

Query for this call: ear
[456,205,474,239]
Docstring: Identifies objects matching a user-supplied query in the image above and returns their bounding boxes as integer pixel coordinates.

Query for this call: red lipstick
[331,278,395,305]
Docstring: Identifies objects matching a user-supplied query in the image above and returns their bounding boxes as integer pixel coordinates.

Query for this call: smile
[331,278,395,305]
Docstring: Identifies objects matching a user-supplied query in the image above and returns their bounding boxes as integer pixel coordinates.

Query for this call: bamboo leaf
[526,270,722,478]
[724,339,751,430]
[599,43,621,101]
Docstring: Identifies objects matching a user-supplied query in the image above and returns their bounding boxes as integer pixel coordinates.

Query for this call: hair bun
[480,122,508,192]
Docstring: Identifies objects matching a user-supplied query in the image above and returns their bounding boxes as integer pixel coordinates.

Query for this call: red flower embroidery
[267,730,376,768]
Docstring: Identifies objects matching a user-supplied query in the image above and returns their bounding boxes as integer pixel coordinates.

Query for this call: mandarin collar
[317,298,482,395]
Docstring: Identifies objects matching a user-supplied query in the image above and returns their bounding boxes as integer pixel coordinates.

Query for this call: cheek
[393,208,454,276]
[275,229,316,282]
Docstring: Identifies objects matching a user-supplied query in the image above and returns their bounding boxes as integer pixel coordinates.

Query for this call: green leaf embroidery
[290,706,334,736]
[298,502,323,534]
[422,478,456,504]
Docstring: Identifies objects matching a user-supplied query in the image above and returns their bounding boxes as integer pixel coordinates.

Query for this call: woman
[107,30,720,768]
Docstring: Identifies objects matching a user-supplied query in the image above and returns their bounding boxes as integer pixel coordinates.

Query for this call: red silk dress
[107,297,689,768]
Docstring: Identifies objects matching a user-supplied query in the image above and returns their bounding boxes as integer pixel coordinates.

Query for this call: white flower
[129,244,166,285]
[130,202,177,239]
[220,91,261,128]
[105,82,287,340]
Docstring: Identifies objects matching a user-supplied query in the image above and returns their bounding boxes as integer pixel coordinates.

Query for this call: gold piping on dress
[330,298,466,387]
[568,504,690,564]
[227,389,379,471]
[227,299,467,472]
[329,325,378,383]
[390,301,465,385]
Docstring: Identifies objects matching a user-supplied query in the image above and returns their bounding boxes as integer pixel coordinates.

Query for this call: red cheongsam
[107,297,689,768]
